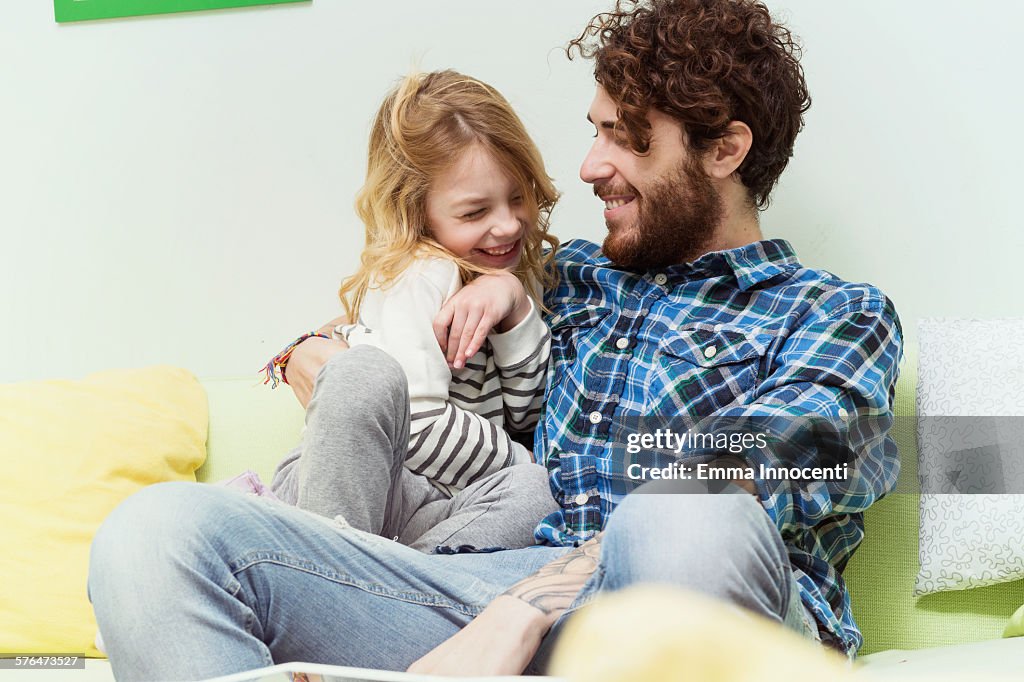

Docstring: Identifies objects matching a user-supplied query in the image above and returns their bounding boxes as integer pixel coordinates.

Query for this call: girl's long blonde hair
[339,70,560,322]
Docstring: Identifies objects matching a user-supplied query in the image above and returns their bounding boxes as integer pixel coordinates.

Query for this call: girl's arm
[376,260,534,491]
[433,272,551,437]
[432,271,531,368]
[487,297,550,437]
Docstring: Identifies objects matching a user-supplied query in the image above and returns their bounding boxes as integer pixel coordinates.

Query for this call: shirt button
[589,411,603,424]
[615,337,629,350]
[654,273,668,285]
[838,408,849,419]
[704,345,718,359]
[574,493,590,505]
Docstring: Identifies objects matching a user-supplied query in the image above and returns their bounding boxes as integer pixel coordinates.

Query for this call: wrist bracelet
[260,331,330,389]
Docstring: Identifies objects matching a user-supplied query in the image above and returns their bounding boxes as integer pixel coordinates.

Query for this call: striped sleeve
[366,258,533,492]
[405,401,533,490]
[487,298,551,435]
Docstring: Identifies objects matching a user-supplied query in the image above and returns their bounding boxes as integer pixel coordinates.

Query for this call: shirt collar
[665,239,801,291]
[581,237,801,291]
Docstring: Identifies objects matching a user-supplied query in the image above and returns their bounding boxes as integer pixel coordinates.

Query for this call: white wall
[2,1,1021,383]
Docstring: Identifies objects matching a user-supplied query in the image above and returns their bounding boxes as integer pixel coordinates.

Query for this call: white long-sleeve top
[335,256,550,496]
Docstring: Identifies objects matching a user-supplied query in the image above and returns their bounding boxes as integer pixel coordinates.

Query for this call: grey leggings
[269,345,558,553]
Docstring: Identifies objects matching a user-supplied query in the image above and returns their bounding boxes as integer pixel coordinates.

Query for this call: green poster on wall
[54,0,308,23]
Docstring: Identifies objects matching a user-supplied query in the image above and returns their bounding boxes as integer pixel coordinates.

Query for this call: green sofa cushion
[196,377,304,485]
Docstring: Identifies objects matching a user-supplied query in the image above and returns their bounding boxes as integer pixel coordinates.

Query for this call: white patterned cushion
[915,319,1024,595]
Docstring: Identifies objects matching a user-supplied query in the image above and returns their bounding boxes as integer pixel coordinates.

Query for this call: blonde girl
[260,70,561,551]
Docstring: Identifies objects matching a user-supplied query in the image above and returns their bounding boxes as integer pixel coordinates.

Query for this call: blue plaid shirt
[533,238,902,656]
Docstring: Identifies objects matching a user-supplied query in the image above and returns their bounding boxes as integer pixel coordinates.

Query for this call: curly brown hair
[568,0,811,209]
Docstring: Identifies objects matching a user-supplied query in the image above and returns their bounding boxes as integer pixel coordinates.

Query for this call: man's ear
[704,121,753,180]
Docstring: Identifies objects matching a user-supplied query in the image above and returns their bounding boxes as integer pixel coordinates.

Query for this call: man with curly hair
[405,1,898,672]
[89,1,901,678]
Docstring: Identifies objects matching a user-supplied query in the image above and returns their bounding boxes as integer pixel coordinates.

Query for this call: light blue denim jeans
[88,481,816,681]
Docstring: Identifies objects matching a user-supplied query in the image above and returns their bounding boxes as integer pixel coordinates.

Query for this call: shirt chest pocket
[646,325,770,416]
[547,306,611,384]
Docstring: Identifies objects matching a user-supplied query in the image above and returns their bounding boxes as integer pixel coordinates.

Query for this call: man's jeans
[88,481,816,681]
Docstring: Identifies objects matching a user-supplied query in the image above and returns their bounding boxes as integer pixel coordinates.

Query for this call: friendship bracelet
[260,331,330,389]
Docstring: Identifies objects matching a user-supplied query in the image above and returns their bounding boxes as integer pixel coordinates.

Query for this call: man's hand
[432,272,531,369]
[406,595,548,676]
[285,316,349,409]
[407,532,605,676]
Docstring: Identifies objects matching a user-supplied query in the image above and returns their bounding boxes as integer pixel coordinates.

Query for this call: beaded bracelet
[260,331,331,389]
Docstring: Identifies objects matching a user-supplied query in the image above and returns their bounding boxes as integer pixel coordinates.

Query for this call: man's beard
[600,157,724,270]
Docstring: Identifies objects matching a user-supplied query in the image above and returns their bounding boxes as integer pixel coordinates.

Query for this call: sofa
[4,346,1024,681]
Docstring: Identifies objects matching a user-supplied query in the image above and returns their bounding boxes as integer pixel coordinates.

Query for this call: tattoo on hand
[503,532,604,616]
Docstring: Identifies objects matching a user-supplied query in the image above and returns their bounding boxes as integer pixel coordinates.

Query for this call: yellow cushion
[550,585,852,682]
[0,366,208,656]
[1004,603,1024,638]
